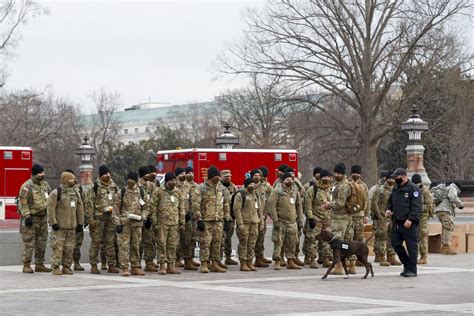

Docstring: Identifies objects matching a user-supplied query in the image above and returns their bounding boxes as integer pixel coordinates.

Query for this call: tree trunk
[359,132,379,187]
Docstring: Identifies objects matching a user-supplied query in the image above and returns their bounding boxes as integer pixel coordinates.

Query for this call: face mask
[35,175,45,182]
[352,175,360,181]
[68,181,75,188]
[387,179,395,186]
[259,178,265,183]
[395,178,403,185]
[167,183,176,190]
[127,180,136,189]
[335,175,344,182]
[178,175,185,182]
[247,186,255,193]
[252,177,259,184]
[149,174,156,182]
[101,175,110,183]
[185,174,194,182]
[321,179,330,185]
[315,175,321,181]
[284,181,293,188]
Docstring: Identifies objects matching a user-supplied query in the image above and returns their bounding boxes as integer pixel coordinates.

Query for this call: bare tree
[217,0,473,184]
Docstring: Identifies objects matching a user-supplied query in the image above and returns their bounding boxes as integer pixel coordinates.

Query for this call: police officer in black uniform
[385,168,422,277]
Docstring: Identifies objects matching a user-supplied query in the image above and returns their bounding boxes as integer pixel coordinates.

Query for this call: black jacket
[386,180,422,225]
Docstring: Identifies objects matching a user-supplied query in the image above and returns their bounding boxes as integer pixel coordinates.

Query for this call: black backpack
[230,190,247,219]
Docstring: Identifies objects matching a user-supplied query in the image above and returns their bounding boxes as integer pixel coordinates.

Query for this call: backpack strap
[93,182,99,196]
[56,187,62,201]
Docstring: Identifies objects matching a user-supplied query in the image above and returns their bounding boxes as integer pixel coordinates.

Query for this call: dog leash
[365,218,391,244]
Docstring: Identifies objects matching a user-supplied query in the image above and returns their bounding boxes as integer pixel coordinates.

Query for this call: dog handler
[385,168,422,277]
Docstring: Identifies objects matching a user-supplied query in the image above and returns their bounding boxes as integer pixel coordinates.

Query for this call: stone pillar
[76,136,96,189]
[401,105,431,185]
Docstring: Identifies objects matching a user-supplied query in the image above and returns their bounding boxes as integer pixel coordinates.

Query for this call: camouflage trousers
[272,222,298,261]
[307,219,332,259]
[89,216,116,266]
[373,218,395,256]
[179,220,196,260]
[302,219,310,256]
[198,221,223,262]
[436,211,455,246]
[236,223,259,261]
[418,214,429,257]
[73,230,84,262]
[344,215,365,260]
[50,229,76,269]
[221,218,235,259]
[157,224,179,264]
[330,213,352,239]
[255,216,267,259]
[117,222,143,269]
[20,215,48,265]
[141,225,156,263]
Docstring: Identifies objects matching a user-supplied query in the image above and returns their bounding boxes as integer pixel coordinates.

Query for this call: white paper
[70,200,76,208]
[290,197,295,204]
[139,199,145,206]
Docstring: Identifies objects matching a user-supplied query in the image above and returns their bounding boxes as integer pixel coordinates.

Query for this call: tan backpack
[346,181,366,214]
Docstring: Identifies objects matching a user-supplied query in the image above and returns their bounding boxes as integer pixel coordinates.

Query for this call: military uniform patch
[413,191,419,198]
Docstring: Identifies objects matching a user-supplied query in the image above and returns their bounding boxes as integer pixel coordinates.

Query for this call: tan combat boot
[304,256,311,265]
[145,262,158,272]
[330,262,344,275]
[441,245,457,255]
[122,268,130,277]
[261,257,272,264]
[379,256,390,266]
[255,257,269,268]
[274,260,281,270]
[74,261,84,271]
[22,263,34,273]
[35,264,52,273]
[417,255,428,264]
[62,267,74,275]
[225,256,238,265]
[158,263,167,275]
[167,263,182,274]
[210,261,226,273]
[240,261,251,272]
[287,258,302,270]
[374,254,382,263]
[348,260,357,274]
[218,261,228,270]
[293,256,305,267]
[280,258,287,267]
[108,265,119,273]
[90,264,101,274]
[175,259,184,268]
[184,258,198,270]
[52,267,63,275]
[322,257,331,268]
[191,259,200,267]
[388,254,402,265]
[131,267,146,276]
[152,261,159,269]
[309,258,319,269]
[247,261,258,272]
[200,261,209,273]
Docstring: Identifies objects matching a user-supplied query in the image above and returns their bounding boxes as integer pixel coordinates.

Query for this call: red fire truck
[0,147,33,220]
[156,148,298,186]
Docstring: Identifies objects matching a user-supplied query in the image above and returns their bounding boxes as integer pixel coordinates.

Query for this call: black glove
[197,220,205,232]
[144,219,152,229]
[223,220,232,232]
[84,222,89,228]
[115,224,123,234]
[459,205,464,210]
[25,217,33,227]
[76,224,83,233]
[185,212,193,222]
[52,224,60,231]
[308,218,316,229]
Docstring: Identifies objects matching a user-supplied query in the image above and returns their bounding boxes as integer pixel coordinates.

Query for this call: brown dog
[316,230,374,280]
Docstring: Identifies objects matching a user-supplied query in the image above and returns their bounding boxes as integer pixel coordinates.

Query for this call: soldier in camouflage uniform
[272,164,288,188]
[434,183,464,255]
[286,167,305,267]
[219,170,238,266]
[323,163,352,275]
[113,172,149,276]
[18,164,52,273]
[344,165,369,274]
[267,172,304,270]
[192,166,231,273]
[371,173,400,266]
[233,177,263,272]
[138,166,158,272]
[47,172,85,275]
[411,174,434,264]
[305,169,333,269]
[151,173,185,275]
[85,165,120,274]
[185,166,200,267]
[173,167,190,269]
[303,167,322,265]
[254,166,273,267]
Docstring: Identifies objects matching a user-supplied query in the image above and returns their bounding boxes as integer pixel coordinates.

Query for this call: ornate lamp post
[76,136,96,188]
[216,123,239,149]
[401,105,431,185]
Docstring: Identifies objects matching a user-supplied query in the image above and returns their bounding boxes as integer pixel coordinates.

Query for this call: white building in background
[81,100,219,144]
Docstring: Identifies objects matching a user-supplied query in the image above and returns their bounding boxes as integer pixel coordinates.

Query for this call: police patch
[413,191,419,198]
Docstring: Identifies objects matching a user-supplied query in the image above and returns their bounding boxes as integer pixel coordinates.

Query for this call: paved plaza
[0,252,473,315]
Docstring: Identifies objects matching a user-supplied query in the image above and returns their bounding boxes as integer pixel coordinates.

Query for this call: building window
[124,129,128,135]
[146,127,150,133]
[135,128,139,133]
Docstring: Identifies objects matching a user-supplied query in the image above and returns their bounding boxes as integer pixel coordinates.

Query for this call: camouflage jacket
[85,178,119,220]
[192,181,230,222]
[329,177,351,216]
[112,186,149,227]
[370,183,393,220]
[47,185,84,229]
[257,180,273,216]
[435,183,464,216]
[176,180,191,213]
[18,178,51,217]
[233,190,263,226]
[150,186,185,226]
[305,180,332,222]
[420,184,434,218]
[266,184,303,226]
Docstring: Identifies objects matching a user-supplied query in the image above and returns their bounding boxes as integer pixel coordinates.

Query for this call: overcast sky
[4,0,473,114]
